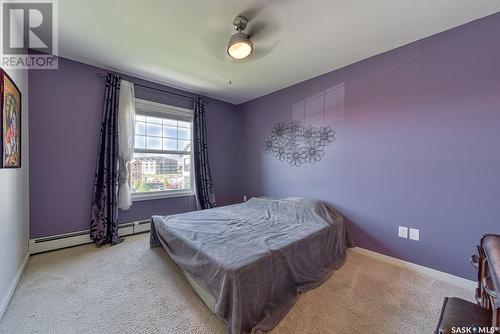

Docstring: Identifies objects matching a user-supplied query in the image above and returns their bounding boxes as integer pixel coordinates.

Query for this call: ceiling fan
[201,8,280,63]
[227,16,253,59]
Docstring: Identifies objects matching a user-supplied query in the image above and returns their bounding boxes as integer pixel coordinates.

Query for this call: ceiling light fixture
[227,16,253,59]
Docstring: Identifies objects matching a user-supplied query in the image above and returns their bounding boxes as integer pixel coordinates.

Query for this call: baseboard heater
[29,219,151,254]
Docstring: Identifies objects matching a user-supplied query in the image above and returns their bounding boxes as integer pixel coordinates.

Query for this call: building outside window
[131,99,194,200]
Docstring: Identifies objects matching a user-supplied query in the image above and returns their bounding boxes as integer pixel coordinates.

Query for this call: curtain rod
[96,72,195,102]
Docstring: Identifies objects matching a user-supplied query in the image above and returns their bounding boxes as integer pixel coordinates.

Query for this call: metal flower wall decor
[263,120,335,166]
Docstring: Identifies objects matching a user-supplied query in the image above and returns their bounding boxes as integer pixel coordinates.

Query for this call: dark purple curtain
[193,97,216,209]
[90,73,122,246]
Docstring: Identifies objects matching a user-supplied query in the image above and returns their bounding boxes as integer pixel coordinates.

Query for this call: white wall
[0,66,29,318]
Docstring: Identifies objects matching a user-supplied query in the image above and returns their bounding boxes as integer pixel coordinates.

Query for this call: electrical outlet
[398,226,408,238]
[409,228,420,241]
[243,195,247,202]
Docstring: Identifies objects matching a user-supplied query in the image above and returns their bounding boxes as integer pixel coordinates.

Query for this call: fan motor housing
[233,16,248,32]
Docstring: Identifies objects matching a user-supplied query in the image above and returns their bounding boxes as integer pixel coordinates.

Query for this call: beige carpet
[0,233,472,334]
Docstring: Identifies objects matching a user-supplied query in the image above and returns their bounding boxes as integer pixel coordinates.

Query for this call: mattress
[150,197,352,334]
[180,266,216,313]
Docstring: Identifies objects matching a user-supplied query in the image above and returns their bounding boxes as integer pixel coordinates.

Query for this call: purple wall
[29,58,240,238]
[237,13,500,279]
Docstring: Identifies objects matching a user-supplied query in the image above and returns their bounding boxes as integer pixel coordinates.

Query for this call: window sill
[131,190,195,202]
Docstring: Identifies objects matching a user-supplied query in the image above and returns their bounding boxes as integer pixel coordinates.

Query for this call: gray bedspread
[150,197,352,334]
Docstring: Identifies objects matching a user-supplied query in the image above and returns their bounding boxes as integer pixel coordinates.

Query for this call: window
[131,99,194,200]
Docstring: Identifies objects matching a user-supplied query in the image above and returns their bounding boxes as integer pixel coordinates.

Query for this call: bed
[150,197,352,334]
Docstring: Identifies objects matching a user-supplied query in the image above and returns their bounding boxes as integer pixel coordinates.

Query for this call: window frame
[131,98,195,202]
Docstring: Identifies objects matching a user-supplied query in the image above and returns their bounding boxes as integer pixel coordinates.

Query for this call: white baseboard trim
[0,252,29,320]
[29,221,151,254]
[351,247,476,290]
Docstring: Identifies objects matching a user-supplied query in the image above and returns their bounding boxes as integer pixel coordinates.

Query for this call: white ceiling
[58,0,500,105]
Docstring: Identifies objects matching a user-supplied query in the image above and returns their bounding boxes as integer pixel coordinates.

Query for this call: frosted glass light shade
[227,32,253,59]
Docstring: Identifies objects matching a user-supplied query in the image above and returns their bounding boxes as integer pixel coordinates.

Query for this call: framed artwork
[0,69,22,168]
